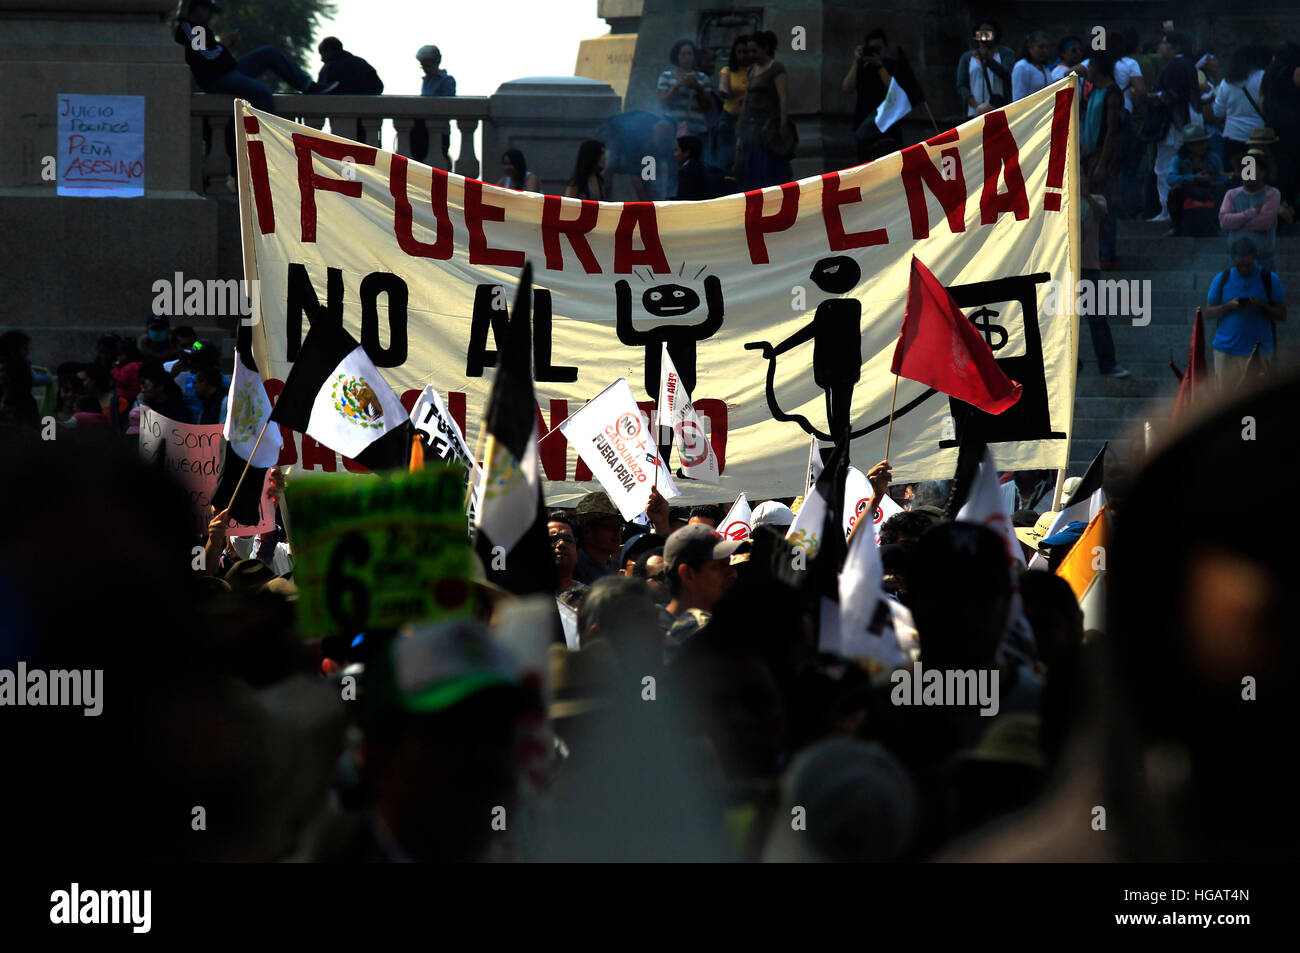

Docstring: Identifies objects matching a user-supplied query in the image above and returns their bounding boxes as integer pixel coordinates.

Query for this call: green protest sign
[286,466,474,638]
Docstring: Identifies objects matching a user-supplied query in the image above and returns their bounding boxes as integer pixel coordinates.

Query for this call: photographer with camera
[956,19,1015,118]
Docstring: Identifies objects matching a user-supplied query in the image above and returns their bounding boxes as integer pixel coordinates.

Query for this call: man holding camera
[842,28,923,162]
[956,20,1016,118]
[1204,238,1287,386]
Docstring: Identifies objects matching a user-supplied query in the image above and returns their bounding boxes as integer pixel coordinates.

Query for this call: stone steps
[1053,219,1300,475]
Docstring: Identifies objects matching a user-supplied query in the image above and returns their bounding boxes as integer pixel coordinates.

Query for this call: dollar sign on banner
[968,307,1008,351]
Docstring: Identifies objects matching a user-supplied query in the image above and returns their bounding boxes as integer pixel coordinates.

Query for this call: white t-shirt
[1012,59,1050,101]
[1213,70,1266,142]
[1082,56,1142,111]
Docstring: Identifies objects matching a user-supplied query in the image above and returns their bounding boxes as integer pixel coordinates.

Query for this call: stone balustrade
[190,94,495,194]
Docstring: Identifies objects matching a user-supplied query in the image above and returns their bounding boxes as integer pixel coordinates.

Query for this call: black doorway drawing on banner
[940,271,1066,447]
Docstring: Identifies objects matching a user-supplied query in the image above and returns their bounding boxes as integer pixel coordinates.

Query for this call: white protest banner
[235,79,1079,503]
[556,378,679,520]
[139,406,275,537]
[842,466,905,544]
[410,385,475,470]
[873,492,903,542]
[720,492,752,540]
[57,94,145,197]
[658,343,720,483]
[843,466,873,541]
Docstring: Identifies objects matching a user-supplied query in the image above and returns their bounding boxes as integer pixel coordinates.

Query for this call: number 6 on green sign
[326,532,371,634]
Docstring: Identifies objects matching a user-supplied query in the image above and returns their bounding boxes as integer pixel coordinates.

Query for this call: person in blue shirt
[1205,238,1287,385]
[1166,124,1228,236]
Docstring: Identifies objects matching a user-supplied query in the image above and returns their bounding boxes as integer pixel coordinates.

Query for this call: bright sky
[315,0,608,97]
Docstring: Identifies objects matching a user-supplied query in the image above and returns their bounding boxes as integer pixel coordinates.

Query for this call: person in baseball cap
[343,618,537,861]
[663,524,750,624]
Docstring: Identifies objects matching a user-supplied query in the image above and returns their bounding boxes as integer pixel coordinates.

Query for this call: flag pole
[922,101,942,136]
[228,417,272,509]
[1050,468,1066,511]
[884,374,901,461]
[467,430,492,510]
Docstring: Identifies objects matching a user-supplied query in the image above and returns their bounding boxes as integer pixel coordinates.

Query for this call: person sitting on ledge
[174,0,336,114]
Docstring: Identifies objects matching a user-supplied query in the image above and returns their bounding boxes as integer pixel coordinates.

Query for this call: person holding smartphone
[956,20,1016,118]
[1204,238,1287,385]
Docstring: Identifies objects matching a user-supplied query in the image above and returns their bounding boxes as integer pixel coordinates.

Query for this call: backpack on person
[1211,265,1278,349]
[1212,266,1275,306]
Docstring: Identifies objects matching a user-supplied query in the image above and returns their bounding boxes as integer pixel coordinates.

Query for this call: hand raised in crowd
[867,459,892,515]
[207,505,231,543]
[645,485,670,536]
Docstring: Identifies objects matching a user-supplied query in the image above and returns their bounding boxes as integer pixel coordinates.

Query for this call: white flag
[474,429,540,554]
[787,480,827,560]
[842,467,873,541]
[804,435,823,500]
[837,513,910,667]
[871,492,903,543]
[224,349,282,468]
[409,385,475,471]
[874,76,913,133]
[657,344,720,484]
[558,377,679,521]
[956,449,1025,567]
[720,492,752,540]
[955,446,1039,665]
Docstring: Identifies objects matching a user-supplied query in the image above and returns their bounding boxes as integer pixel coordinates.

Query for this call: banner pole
[922,101,942,136]
[1050,468,1066,511]
[884,374,901,461]
[228,417,272,508]
[468,431,492,511]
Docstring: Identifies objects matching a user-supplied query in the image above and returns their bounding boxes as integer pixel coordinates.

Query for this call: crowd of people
[0,320,230,433]
[4,11,1295,866]
[4,363,1293,862]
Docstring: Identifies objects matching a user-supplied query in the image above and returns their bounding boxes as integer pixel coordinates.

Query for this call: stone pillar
[574,0,642,104]
[0,0,225,366]
[488,77,622,197]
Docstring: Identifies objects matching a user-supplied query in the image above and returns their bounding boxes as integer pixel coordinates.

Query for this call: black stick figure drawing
[745,255,862,441]
[615,274,724,401]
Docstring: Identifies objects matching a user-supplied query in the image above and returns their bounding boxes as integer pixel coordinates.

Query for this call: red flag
[1172,308,1207,420]
[891,256,1023,414]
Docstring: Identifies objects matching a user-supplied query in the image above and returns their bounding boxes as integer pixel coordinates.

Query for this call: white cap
[752,500,795,530]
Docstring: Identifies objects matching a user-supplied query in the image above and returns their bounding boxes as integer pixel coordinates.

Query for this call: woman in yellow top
[714,34,751,168]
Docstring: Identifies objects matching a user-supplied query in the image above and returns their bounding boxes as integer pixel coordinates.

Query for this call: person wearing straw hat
[1166,122,1227,237]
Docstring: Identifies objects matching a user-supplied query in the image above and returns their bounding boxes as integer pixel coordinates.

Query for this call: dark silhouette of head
[810,256,861,294]
[643,283,700,316]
